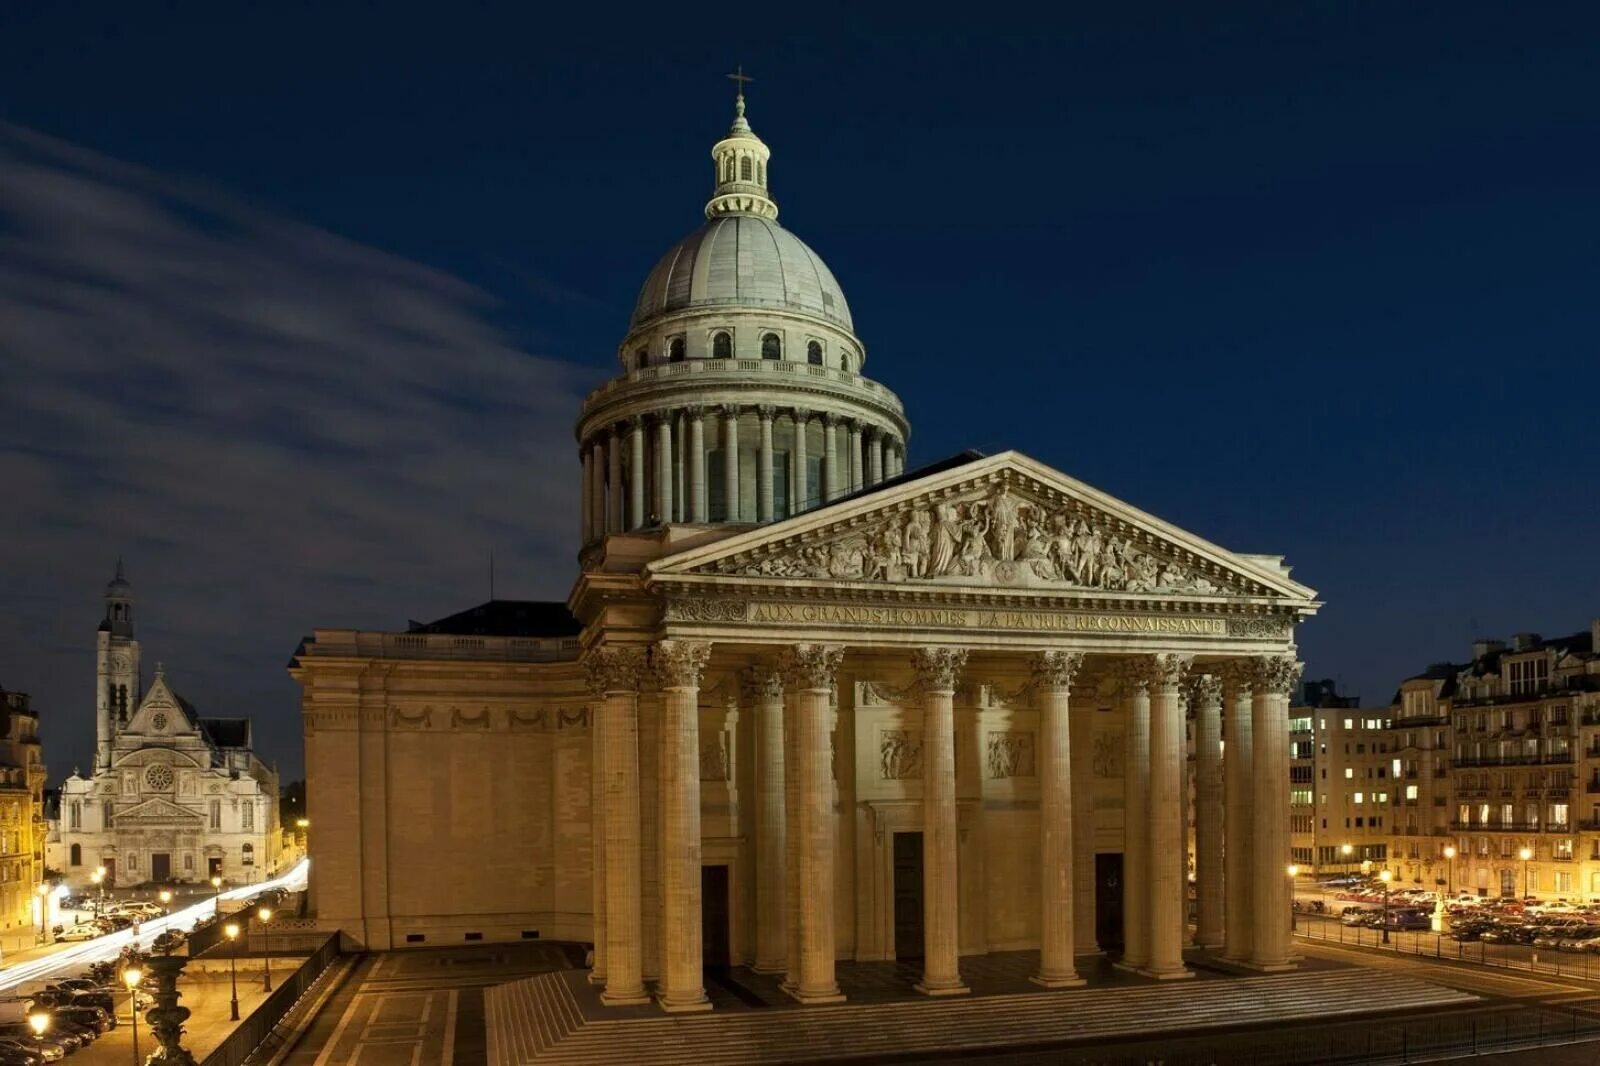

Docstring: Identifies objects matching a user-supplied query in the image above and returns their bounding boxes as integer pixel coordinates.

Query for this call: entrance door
[151,853,171,883]
[892,831,925,961]
[1500,869,1516,898]
[104,859,115,887]
[701,865,730,970]
[208,856,223,880]
[1095,852,1125,951]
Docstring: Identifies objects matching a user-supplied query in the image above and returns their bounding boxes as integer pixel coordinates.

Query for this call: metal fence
[1296,912,1600,980]
[200,933,340,1066]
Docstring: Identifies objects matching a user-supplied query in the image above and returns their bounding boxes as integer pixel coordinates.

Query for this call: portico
[571,451,1319,1010]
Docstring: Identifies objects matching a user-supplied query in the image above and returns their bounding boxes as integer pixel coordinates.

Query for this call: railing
[201,933,340,1066]
[1449,820,1569,833]
[1295,912,1600,983]
[582,358,908,418]
[305,630,581,663]
[1452,753,1573,767]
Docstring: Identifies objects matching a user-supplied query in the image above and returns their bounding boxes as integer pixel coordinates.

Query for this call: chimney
[1471,638,1505,660]
[1511,632,1541,652]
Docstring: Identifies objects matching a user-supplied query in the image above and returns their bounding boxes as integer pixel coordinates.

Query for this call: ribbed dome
[630,215,853,331]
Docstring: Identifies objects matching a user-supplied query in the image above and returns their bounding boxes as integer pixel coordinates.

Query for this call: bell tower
[95,558,140,772]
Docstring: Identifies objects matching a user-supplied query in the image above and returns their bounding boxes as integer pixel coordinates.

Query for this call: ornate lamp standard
[258,906,274,991]
[124,965,144,1065]
[1378,869,1393,945]
[224,923,241,1020]
[1519,846,1534,901]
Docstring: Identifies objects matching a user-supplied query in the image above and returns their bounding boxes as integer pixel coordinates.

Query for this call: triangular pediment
[126,676,200,737]
[109,796,204,827]
[650,451,1316,602]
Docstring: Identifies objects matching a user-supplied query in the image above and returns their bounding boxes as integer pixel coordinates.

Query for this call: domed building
[576,92,908,539]
[293,83,1322,1031]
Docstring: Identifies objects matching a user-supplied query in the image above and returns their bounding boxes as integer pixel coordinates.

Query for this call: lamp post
[1379,869,1393,944]
[1287,864,1300,931]
[28,1011,48,1043]
[124,965,143,1065]
[258,906,273,991]
[1341,843,1354,875]
[224,922,241,1020]
[211,875,223,920]
[1519,846,1534,901]
[158,889,172,917]
[35,884,49,945]
[91,869,105,919]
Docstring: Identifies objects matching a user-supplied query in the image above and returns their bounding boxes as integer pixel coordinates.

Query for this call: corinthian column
[589,694,607,984]
[746,665,787,974]
[1117,660,1151,972]
[913,647,970,996]
[627,417,645,530]
[721,405,741,521]
[686,407,707,522]
[1190,674,1224,948]
[757,405,776,522]
[1031,651,1087,988]
[867,428,884,486]
[1250,654,1301,971]
[1143,653,1194,980]
[580,444,594,544]
[592,439,608,536]
[1220,661,1254,963]
[607,426,624,533]
[584,646,650,1005]
[654,415,673,523]
[779,644,846,1004]
[791,409,810,513]
[821,414,841,502]
[653,640,714,1011]
[1070,666,1098,957]
[846,420,863,493]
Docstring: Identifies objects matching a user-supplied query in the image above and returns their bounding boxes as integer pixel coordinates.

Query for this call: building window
[69,801,81,831]
[69,844,81,867]
[1405,785,1418,801]
[209,800,221,831]
[712,332,732,360]
[807,340,822,366]
[241,843,255,867]
[739,157,752,181]
[761,333,781,360]
[103,801,114,825]
[840,353,849,372]
[128,853,137,871]
[242,803,254,831]
[635,348,648,370]
[183,853,194,872]
[668,337,685,363]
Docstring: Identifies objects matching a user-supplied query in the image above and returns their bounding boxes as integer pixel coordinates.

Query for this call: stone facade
[1386,623,1600,899]
[0,686,46,952]
[53,567,280,889]
[1289,700,1392,874]
[292,88,1323,1006]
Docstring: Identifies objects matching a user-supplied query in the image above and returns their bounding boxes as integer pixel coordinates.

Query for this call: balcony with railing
[1448,820,1571,834]
[1452,752,1573,768]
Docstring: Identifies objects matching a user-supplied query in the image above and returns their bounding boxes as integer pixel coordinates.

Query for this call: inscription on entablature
[746,601,1229,637]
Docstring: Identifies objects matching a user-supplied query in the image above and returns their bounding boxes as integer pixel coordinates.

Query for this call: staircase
[487,967,1477,1065]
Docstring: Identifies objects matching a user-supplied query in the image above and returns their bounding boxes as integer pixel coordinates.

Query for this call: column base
[1030,973,1087,989]
[1135,966,1195,981]
[1112,960,1148,975]
[657,992,713,1014]
[749,961,787,976]
[1074,946,1105,958]
[1236,958,1299,973]
[587,971,607,985]
[786,985,847,1005]
[599,988,652,1007]
[914,980,971,997]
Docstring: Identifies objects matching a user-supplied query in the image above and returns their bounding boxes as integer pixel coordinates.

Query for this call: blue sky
[3,3,1598,781]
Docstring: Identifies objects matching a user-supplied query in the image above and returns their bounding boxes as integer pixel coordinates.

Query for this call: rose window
[145,764,174,791]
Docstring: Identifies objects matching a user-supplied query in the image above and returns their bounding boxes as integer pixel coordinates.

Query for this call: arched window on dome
[668,337,685,363]
[761,333,781,361]
[840,353,850,372]
[740,157,752,181]
[712,332,732,360]
[807,340,823,366]
[635,348,649,371]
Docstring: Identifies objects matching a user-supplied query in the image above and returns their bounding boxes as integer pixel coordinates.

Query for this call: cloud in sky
[0,124,595,782]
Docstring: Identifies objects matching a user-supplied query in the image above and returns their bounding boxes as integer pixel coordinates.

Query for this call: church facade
[54,566,281,889]
[293,89,1320,1009]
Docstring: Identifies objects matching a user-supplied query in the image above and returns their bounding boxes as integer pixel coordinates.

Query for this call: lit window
[1406,785,1419,800]
[1354,792,1364,804]
[1344,768,1354,779]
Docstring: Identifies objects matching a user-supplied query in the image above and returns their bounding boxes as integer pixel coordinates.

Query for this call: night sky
[3,4,1597,784]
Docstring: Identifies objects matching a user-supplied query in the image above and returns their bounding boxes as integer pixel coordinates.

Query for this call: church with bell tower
[54,563,281,890]
[293,79,1321,1016]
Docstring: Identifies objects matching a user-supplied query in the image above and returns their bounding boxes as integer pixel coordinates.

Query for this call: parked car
[0,1027,69,1059]
[54,924,99,943]
[152,930,184,954]
[1383,909,1432,932]
[49,1006,110,1036]
[0,1038,50,1065]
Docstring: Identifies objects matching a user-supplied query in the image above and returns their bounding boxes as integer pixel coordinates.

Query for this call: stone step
[487,968,1478,1065]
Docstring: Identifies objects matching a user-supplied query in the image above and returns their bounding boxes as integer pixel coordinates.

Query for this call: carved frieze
[986,731,1036,778]
[665,599,751,623]
[1092,731,1123,778]
[705,480,1253,595]
[699,731,729,782]
[450,707,491,730]
[879,730,922,780]
[1226,616,1295,639]
[389,706,432,730]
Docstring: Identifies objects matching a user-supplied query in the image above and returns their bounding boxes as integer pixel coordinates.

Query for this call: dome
[630,214,854,332]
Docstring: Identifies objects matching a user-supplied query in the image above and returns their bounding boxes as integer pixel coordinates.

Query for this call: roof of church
[408,599,582,638]
[200,718,251,749]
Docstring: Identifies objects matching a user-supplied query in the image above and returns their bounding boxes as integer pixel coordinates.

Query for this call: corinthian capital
[741,663,784,704]
[584,645,648,696]
[1029,650,1085,692]
[653,640,712,690]
[1118,653,1192,695]
[1186,673,1222,708]
[1217,659,1254,700]
[1250,654,1303,697]
[912,647,968,692]
[778,644,845,691]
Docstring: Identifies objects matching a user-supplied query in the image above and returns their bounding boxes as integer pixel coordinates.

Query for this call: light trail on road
[0,859,308,993]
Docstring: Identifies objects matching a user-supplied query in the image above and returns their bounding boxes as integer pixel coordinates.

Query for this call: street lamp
[1443,845,1457,897]
[1341,843,1354,875]
[124,966,143,1065]
[158,889,172,917]
[91,869,105,919]
[224,922,241,1020]
[258,906,274,991]
[1379,869,1393,944]
[211,875,223,919]
[34,884,49,945]
[1519,846,1534,901]
[28,1012,48,1040]
[1287,864,1300,931]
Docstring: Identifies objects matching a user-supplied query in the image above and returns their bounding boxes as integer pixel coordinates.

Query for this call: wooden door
[893,831,925,961]
[151,853,171,883]
[1096,852,1125,951]
[701,865,731,969]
